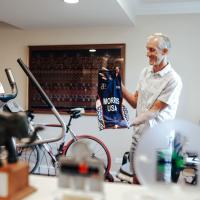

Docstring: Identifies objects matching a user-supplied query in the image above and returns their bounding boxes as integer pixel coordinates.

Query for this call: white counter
[25,175,147,200]
[25,175,200,200]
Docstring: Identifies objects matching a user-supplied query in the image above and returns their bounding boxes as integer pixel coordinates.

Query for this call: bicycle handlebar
[0,68,18,102]
[17,58,66,146]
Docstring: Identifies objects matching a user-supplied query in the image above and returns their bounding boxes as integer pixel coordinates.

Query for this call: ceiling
[0,0,200,30]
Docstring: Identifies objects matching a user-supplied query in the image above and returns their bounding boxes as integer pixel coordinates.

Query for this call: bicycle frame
[39,112,81,165]
[16,59,112,179]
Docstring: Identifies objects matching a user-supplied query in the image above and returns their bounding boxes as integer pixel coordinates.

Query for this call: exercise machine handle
[5,68,16,89]
[17,59,54,109]
[0,68,18,102]
[17,58,66,145]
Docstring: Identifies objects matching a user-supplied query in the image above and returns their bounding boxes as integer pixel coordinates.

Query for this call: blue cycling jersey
[96,69,129,130]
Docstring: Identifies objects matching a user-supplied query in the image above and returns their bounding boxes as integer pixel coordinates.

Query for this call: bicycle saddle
[70,108,85,118]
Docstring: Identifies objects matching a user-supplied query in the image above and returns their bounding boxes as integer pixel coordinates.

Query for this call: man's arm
[122,84,138,109]
[150,100,167,112]
[132,100,168,126]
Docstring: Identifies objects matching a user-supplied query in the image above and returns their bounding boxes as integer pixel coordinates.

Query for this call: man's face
[146,38,165,66]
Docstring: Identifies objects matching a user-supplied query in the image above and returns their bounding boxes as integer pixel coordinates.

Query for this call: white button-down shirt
[135,63,182,134]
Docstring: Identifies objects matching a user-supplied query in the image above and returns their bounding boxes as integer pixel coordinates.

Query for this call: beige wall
[0,14,200,172]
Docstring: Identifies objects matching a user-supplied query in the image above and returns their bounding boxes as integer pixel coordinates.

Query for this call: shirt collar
[149,62,172,77]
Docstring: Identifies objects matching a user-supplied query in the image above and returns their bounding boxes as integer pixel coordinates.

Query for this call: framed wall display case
[28,44,125,114]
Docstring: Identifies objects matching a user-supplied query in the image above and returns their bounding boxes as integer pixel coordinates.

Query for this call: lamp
[89,49,96,53]
[64,0,79,4]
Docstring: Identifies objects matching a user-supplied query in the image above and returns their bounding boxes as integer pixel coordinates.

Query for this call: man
[122,33,182,184]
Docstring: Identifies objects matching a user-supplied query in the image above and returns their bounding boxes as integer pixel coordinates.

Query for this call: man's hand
[130,111,158,126]
[130,100,168,126]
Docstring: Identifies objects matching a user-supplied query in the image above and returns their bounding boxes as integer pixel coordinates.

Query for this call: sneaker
[116,171,133,184]
[116,162,133,184]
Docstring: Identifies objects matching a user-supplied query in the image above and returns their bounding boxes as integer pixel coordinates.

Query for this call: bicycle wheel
[63,135,111,175]
[16,145,40,173]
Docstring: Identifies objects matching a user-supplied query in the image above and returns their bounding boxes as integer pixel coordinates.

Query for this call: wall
[0,14,200,172]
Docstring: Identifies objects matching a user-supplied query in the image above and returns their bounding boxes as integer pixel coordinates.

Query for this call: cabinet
[29,44,125,114]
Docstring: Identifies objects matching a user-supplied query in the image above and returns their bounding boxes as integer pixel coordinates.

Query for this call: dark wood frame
[28,43,125,114]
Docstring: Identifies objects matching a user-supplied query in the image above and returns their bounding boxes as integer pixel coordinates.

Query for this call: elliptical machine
[0,68,39,165]
[0,68,20,164]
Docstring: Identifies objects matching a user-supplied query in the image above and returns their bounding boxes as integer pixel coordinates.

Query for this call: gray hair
[147,33,171,50]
